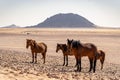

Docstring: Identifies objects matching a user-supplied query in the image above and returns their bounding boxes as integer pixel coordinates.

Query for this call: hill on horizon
[32,13,96,28]
[1,24,20,28]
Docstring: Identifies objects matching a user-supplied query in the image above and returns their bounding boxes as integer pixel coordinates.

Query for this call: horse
[96,50,105,70]
[67,39,98,72]
[56,43,77,66]
[26,39,47,64]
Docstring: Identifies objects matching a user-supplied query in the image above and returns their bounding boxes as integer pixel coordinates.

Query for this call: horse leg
[76,58,79,72]
[74,57,79,72]
[75,58,81,72]
[89,58,93,72]
[31,52,34,63]
[42,52,46,64]
[35,53,37,63]
[93,59,97,73]
[65,55,68,66]
[78,58,81,72]
[63,55,65,66]
[75,56,78,67]
[100,59,104,70]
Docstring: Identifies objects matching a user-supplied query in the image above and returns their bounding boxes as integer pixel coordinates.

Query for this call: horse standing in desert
[26,39,47,64]
[56,43,77,66]
[67,39,98,72]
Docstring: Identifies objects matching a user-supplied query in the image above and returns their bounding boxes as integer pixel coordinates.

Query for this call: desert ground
[0,28,120,80]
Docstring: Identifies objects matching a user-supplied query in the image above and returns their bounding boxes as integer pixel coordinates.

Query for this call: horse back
[38,42,47,53]
[80,43,97,57]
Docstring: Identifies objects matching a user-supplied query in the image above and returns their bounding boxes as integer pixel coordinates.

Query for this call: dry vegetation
[0,28,120,80]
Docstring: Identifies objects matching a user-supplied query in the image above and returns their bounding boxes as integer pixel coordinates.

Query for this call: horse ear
[72,39,73,42]
[58,43,60,46]
[26,39,30,42]
[67,39,69,41]
[33,40,36,43]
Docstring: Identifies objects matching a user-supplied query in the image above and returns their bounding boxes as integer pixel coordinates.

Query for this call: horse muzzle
[26,45,29,49]
[56,50,58,53]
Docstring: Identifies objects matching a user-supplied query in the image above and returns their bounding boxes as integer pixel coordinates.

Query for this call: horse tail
[100,50,105,63]
[42,43,47,64]
[45,44,47,53]
[42,43,47,53]
[99,50,105,70]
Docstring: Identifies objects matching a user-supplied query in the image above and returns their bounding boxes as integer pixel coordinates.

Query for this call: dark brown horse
[97,50,105,70]
[67,39,98,72]
[26,39,47,64]
[56,43,77,66]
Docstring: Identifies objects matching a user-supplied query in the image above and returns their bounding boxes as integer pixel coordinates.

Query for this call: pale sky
[0,0,120,27]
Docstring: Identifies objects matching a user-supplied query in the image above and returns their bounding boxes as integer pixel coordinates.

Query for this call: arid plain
[0,28,120,80]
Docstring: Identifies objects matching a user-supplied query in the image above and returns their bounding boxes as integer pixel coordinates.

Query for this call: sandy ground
[0,28,120,80]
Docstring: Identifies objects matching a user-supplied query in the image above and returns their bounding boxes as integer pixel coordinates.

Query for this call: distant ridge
[32,13,95,28]
[2,24,20,28]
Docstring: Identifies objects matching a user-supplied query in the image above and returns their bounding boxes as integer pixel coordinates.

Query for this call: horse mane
[72,40,81,49]
[62,44,67,52]
[30,40,40,50]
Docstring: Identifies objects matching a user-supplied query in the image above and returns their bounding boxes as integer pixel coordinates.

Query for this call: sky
[0,0,120,27]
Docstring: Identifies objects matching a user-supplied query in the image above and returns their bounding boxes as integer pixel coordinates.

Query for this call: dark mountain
[33,13,95,28]
[2,24,20,28]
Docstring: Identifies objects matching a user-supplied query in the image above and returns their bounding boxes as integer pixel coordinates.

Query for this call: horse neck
[30,44,34,50]
[34,42,40,49]
[61,45,67,53]
[30,42,38,49]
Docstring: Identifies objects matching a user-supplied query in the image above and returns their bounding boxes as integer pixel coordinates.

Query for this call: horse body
[79,43,97,58]
[26,39,47,64]
[67,39,98,72]
[56,43,74,66]
[31,42,47,53]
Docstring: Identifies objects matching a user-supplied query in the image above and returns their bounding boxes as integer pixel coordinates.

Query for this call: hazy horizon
[0,0,120,28]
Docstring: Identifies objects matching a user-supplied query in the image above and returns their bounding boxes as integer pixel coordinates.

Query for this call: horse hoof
[78,70,81,72]
[93,71,95,73]
[35,62,37,64]
[74,70,78,72]
[74,65,77,67]
[30,62,34,63]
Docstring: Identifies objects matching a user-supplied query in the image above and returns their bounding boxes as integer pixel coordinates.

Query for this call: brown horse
[26,39,47,64]
[56,43,77,66]
[67,39,98,72]
[97,50,105,70]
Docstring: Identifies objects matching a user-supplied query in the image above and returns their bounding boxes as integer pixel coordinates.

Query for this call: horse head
[56,43,61,53]
[26,39,35,49]
[67,39,73,49]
